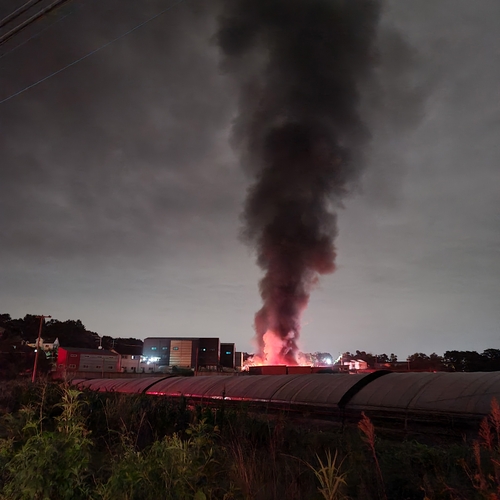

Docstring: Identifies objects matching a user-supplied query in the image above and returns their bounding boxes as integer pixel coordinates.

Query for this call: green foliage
[0,438,14,487]
[99,419,231,500]
[459,399,500,499]
[407,352,444,371]
[443,350,500,372]
[305,450,348,500]
[1,381,498,500]
[0,386,92,500]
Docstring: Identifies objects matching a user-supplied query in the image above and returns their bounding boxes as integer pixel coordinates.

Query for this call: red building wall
[56,348,81,372]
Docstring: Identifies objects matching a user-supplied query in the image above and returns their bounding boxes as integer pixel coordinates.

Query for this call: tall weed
[0,387,92,500]
[462,398,500,499]
[100,419,233,500]
[305,450,348,500]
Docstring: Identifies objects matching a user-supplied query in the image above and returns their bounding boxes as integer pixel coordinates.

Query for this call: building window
[122,355,128,359]
[225,351,231,355]
[131,355,136,360]
[82,365,88,369]
[108,366,113,370]
[151,347,157,351]
[69,364,76,369]
[173,347,179,351]
[58,364,63,368]
[70,354,77,357]
[162,346,168,350]
[202,348,206,351]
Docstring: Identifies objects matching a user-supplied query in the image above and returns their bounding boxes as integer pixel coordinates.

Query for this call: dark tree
[376,353,390,363]
[406,353,444,371]
[481,349,500,371]
[354,351,377,367]
[442,350,485,372]
[44,319,100,348]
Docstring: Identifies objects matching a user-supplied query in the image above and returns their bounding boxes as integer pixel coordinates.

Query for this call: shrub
[0,387,92,500]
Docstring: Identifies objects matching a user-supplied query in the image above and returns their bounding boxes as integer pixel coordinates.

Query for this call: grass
[0,379,499,499]
[305,450,348,500]
[358,412,387,500]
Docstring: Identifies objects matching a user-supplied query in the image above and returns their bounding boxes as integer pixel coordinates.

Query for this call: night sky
[1,0,499,358]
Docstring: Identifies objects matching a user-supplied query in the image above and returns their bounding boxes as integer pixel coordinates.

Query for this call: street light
[32,315,51,383]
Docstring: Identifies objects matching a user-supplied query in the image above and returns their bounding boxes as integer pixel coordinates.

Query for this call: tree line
[343,349,500,372]
[0,313,143,379]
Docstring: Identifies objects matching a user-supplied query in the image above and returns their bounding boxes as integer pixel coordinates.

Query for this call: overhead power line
[0,0,187,106]
[0,9,73,62]
[0,0,44,30]
[0,0,93,62]
[0,0,73,47]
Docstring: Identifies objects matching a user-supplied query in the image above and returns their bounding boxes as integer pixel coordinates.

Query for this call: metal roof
[266,374,366,405]
[73,371,500,417]
[75,377,169,393]
[145,373,365,407]
[348,372,500,416]
[147,376,228,398]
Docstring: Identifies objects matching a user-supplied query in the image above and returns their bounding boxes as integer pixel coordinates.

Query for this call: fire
[263,330,290,364]
[244,330,311,368]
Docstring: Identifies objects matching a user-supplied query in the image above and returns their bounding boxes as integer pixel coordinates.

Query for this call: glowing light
[263,330,290,365]
[244,330,314,368]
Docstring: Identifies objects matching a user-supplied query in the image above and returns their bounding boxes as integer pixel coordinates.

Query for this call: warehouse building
[56,347,119,375]
[142,337,221,371]
[113,344,143,373]
[235,351,243,370]
[220,343,235,369]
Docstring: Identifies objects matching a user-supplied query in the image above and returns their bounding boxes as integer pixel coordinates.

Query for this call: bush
[1,382,498,500]
[0,388,92,500]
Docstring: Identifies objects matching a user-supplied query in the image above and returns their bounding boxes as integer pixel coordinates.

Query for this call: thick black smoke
[217,0,381,363]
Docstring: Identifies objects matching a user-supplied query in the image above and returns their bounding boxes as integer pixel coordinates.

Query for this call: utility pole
[98,337,104,377]
[32,314,51,383]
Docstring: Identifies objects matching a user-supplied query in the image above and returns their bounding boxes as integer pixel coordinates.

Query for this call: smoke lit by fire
[218,0,381,363]
[246,330,295,366]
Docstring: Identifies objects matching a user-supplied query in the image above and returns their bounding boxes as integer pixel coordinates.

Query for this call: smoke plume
[217,0,381,364]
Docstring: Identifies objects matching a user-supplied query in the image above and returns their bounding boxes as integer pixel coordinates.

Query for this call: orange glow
[244,330,311,368]
[263,330,290,364]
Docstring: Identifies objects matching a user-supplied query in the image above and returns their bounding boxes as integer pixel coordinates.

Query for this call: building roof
[75,371,500,418]
[58,347,119,356]
[143,337,220,341]
[348,371,500,415]
[112,345,143,356]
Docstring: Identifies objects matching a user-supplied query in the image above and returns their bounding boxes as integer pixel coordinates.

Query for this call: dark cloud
[0,0,499,357]
[0,0,240,263]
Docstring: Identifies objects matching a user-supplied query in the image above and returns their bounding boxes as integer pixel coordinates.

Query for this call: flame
[263,330,290,364]
[244,330,312,368]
